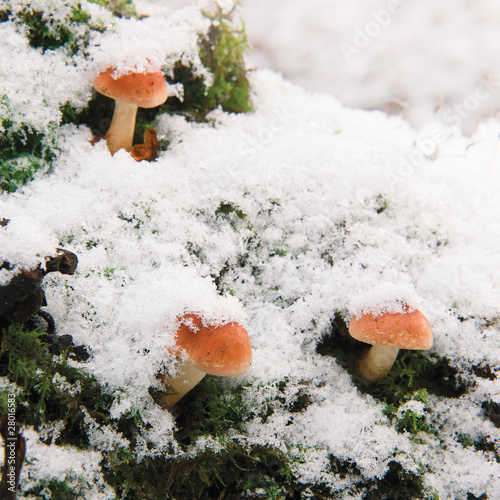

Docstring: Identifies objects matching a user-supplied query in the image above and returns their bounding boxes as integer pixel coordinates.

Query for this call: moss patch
[0,115,56,193]
[161,3,252,121]
[0,324,116,448]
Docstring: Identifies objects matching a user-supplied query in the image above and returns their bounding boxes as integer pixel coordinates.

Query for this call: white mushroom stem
[357,345,400,383]
[159,358,207,407]
[103,100,138,154]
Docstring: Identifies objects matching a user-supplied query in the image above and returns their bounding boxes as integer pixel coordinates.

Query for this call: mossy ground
[0,319,449,499]
[1,0,252,192]
[0,323,297,498]
[161,2,252,121]
[0,0,107,193]
[1,208,496,497]
[0,120,55,193]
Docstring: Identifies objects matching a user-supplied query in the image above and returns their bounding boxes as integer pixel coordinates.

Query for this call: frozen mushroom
[158,313,252,407]
[93,65,168,155]
[348,306,432,383]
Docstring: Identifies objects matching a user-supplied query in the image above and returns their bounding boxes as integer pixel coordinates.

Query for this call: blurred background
[162,0,500,135]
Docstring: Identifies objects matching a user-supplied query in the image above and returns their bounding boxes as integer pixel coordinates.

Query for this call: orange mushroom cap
[172,313,252,377]
[349,308,432,350]
[93,67,168,108]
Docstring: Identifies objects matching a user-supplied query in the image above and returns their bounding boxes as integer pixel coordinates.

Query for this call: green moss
[316,311,352,362]
[60,91,114,140]
[102,376,303,499]
[215,200,254,234]
[26,477,83,499]
[161,3,252,121]
[161,62,207,121]
[376,194,389,214]
[173,376,250,448]
[328,455,362,479]
[216,200,247,220]
[457,428,500,465]
[10,2,105,55]
[322,457,439,500]
[103,441,295,500]
[22,10,73,51]
[251,377,313,424]
[0,324,115,448]
[199,3,252,115]
[382,389,432,435]
[0,115,56,193]
[184,200,259,294]
[364,351,466,408]
[138,377,312,498]
[0,158,46,193]
[70,4,91,24]
[364,461,438,500]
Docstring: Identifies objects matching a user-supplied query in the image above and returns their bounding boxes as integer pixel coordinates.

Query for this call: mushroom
[93,65,168,155]
[348,306,432,383]
[158,313,252,407]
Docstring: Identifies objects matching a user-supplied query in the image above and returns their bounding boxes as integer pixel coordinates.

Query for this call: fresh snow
[237,0,500,134]
[1,0,499,498]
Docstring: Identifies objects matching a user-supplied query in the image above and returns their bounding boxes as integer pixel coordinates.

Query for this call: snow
[1,0,499,497]
[236,0,500,134]
[22,428,115,499]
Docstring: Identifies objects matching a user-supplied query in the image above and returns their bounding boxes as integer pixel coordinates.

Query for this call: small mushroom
[157,313,252,407]
[348,306,432,383]
[93,65,168,155]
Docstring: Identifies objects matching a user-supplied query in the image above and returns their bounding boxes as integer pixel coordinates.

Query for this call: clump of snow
[0,22,83,130]
[87,6,210,79]
[0,214,59,279]
[21,428,114,498]
[347,283,424,319]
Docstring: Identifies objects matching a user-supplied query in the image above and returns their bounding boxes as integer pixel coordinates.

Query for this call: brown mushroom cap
[349,308,432,350]
[173,313,252,376]
[93,67,168,108]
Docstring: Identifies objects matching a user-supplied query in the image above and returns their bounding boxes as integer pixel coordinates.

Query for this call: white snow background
[1,0,499,498]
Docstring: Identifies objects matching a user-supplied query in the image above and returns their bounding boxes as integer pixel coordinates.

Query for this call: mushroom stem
[103,100,138,154]
[357,345,400,383]
[158,358,207,407]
